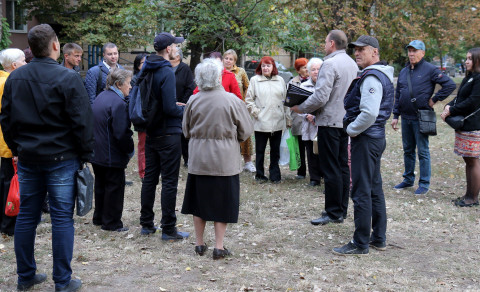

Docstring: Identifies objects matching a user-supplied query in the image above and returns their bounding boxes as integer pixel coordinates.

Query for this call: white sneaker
[244,162,256,173]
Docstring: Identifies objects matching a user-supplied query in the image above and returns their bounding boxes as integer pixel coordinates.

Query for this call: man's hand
[428,98,435,108]
[176,102,186,106]
[391,118,399,131]
[291,105,301,114]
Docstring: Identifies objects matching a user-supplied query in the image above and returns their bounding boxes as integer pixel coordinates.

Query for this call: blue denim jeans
[15,158,79,289]
[401,119,430,188]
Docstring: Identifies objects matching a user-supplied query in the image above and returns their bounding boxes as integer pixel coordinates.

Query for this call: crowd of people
[0,23,479,291]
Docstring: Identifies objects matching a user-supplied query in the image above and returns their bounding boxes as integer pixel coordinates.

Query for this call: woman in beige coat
[245,56,291,183]
[181,58,253,259]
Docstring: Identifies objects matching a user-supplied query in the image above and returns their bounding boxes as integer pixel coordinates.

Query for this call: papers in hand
[284,83,312,107]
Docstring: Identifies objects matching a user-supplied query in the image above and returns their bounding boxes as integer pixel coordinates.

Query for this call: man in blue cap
[139,32,190,240]
[391,40,456,195]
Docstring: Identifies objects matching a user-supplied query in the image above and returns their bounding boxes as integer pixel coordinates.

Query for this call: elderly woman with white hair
[300,57,323,187]
[181,58,253,260]
[0,48,26,236]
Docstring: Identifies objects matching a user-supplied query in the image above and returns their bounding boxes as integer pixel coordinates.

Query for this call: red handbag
[5,160,19,217]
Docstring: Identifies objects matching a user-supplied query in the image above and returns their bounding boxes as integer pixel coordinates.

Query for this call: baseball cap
[406,40,425,51]
[348,35,379,49]
[153,32,184,52]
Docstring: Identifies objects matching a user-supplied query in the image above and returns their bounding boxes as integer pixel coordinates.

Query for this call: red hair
[255,56,278,76]
[294,58,308,71]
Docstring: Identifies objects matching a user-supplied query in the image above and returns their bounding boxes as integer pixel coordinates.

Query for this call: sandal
[454,199,479,207]
[451,196,465,203]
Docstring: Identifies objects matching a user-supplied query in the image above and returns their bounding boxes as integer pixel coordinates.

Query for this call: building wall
[1,0,40,50]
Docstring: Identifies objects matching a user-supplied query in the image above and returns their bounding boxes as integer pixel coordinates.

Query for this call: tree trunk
[189,42,203,72]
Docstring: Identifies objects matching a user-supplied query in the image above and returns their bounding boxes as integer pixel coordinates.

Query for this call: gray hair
[306,57,323,72]
[195,58,223,91]
[0,48,25,70]
[328,30,348,50]
[177,47,183,60]
[106,68,132,90]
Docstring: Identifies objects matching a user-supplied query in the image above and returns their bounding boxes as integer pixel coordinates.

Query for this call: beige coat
[297,50,358,128]
[245,74,291,132]
[183,86,254,176]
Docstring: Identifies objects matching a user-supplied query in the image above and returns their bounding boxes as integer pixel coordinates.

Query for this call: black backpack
[128,70,160,129]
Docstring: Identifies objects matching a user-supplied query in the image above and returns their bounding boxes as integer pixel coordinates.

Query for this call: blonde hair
[223,49,237,62]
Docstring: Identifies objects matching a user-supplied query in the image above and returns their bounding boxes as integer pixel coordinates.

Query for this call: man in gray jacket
[292,30,358,225]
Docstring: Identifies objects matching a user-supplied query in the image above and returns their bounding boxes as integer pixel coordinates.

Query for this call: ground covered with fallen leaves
[1,97,480,291]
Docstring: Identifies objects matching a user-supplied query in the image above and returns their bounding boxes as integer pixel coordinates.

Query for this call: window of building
[6,0,27,33]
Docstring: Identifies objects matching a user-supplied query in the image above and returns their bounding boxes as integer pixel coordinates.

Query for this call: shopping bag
[286,129,301,171]
[5,161,19,217]
[279,130,290,166]
[76,163,94,216]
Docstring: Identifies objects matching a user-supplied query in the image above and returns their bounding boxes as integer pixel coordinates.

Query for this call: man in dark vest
[333,35,394,255]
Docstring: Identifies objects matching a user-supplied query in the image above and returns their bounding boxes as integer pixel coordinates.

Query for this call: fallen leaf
[185,267,191,271]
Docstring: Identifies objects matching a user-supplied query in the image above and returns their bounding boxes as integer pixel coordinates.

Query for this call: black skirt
[181,174,240,223]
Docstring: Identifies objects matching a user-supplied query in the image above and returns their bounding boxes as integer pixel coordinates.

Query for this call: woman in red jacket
[193,52,242,99]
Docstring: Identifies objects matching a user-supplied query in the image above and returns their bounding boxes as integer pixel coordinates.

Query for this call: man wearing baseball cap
[391,40,456,195]
[139,32,190,240]
[332,35,394,255]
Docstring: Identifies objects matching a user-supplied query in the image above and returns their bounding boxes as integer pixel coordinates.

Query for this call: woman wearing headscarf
[181,58,253,259]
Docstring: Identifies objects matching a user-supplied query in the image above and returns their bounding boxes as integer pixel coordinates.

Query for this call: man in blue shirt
[391,40,456,195]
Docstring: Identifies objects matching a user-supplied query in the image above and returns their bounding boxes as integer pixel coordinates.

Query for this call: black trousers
[255,131,282,182]
[294,135,307,177]
[317,127,350,219]
[140,134,181,234]
[181,133,189,165]
[305,141,322,183]
[351,134,387,249]
[92,164,126,230]
[0,157,15,235]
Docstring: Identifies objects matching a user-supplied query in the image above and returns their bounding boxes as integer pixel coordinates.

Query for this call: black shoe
[309,181,320,186]
[255,175,268,183]
[17,273,47,291]
[161,229,189,241]
[213,247,231,260]
[321,210,347,220]
[195,244,208,256]
[271,180,281,184]
[55,279,82,292]
[332,241,368,256]
[369,240,386,251]
[311,215,343,225]
[141,226,161,235]
[125,180,133,186]
[101,226,129,232]
[295,175,306,179]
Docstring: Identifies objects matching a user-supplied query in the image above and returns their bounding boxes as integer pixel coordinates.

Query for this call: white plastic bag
[279,130,290,165]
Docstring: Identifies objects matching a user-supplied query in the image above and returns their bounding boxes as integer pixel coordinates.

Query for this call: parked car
[244,60,293,84]
[431,61,456,77]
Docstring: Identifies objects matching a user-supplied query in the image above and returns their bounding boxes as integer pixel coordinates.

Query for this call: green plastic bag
[286,129,301,171]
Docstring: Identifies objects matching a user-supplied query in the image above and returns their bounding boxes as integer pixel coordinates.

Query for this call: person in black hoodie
[139,32,189,240]
[91,68,134,231]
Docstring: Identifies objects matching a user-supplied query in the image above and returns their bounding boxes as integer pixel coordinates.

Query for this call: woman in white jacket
[245,56,291,183]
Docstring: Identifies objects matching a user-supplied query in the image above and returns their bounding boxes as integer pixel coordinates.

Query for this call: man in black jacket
[0,24,93,292]
[169,47,195,166]
[139,32,189,240]
[391,40,456,195]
